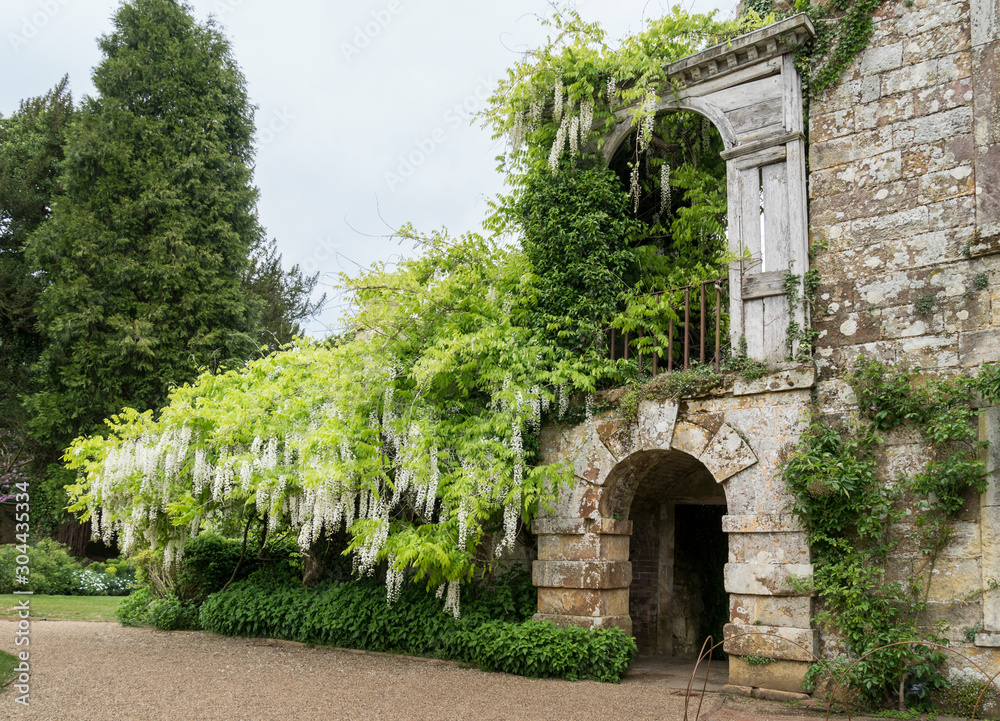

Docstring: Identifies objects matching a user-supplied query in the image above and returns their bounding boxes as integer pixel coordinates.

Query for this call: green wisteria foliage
[65,231,611,614]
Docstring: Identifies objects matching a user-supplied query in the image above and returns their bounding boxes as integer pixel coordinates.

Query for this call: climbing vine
[794,0,887,100]
[783,269,822,362]
[782,358,1000,709]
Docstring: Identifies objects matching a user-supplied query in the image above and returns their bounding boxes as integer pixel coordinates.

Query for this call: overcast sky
[3,0,736,336]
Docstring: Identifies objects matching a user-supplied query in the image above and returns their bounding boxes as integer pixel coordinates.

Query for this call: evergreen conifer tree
[25,0,264,450]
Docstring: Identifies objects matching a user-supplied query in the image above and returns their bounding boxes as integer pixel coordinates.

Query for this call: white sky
[2,0,737,336]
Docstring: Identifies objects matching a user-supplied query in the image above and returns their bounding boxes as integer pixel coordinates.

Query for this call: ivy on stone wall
[782,358,1000,709]
[794,0,887,100]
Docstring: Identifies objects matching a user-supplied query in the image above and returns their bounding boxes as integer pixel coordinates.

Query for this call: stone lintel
[532,612,632,635]
[723,514,803,533]
[733,365,816,396]
[723,623,819,662]
[536,587,629,617]
[664,13,815,88]
[532,560,632,590]
[724,562,813,596]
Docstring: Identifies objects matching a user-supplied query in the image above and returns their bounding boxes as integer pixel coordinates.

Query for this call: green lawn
[0,649,16,688]
[0,594,122,622]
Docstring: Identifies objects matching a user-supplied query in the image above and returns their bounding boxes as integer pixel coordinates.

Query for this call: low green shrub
[116,586,199,630]
[0,540,81,594]
[199,576,635,682]
[147,594,200,631]
[116,586,155,626]
[175,532,250,602]
[454,619,636,682]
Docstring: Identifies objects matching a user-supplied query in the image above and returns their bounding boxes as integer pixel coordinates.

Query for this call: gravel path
[0,620,722,721]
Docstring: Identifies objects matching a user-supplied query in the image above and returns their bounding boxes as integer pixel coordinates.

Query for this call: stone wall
[808,0,1000,671]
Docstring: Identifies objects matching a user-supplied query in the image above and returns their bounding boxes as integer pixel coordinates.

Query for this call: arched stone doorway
[604,449,728,658]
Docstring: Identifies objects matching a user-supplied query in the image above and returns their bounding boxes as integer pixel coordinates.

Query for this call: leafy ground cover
[0,594,121,621]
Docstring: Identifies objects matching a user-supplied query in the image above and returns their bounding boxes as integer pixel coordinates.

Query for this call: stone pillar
[532,517,633,633]
[722,513,817,694]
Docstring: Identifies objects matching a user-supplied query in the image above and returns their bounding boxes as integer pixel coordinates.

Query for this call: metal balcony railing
[608,277,729,374]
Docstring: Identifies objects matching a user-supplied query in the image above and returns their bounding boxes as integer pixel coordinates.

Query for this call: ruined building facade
[530,0,1000,696]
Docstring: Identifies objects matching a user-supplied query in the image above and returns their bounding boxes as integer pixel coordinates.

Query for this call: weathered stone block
[926,557,983,600]
[532,517,586,535]
[729,531,810,565]
[536,587,629,617]
[550,480,602,520]
[729,657,811,694]
[975,144,1000,239]
[809,108,855,144]
[881,52,971,97]
[732,366,815,396]
[634,399,678,452]
[984,588,1000,632]
[981,407,1000,475]
[730,594,813,628]
[595,418,630,461]
[960,328,1000,366]
[810,127,893,171]
[918,164,976,204]
[722,514,803,533]
[669,421,713,459]
[901,134,975,178]
[532,560,632,590]
[723,623,819,662]
[701,423,758,482]
[724,562,813,596]
[536,532,630,562]
[594,518,632,535]
[892,105,974,146]
[532,612,631,634]
[860,42,904,75]
[572,430,617,486]
[903,22,972,64]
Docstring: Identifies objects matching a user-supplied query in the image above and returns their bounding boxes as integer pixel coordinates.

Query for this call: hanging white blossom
[569,114,580,156]
[443,580,461,619]
[548,112,571,173]
[553,78,563,123]
[606,76,616,101]
[386,555,404,605]
[661,162,672,215]
[580,99,593,146]
[457,500,469,550]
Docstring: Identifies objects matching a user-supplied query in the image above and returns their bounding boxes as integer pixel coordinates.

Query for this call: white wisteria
[65,232,573,614]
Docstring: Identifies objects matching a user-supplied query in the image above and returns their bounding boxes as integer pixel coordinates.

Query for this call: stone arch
[595,13,816,363]
[601,96,739,162]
